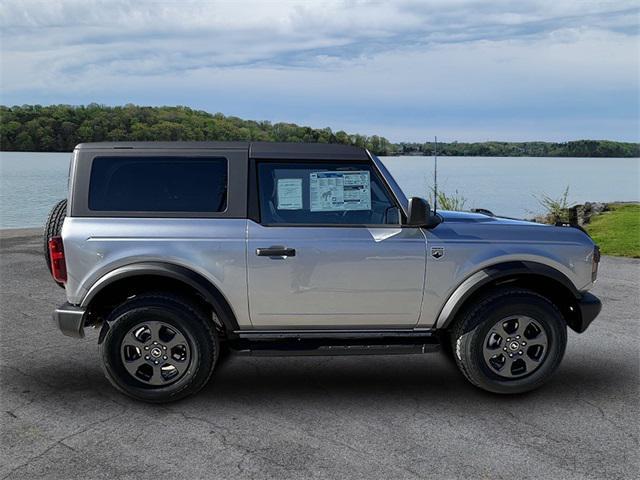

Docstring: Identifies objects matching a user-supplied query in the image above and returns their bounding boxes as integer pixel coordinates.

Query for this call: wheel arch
[81,262,240,335]
[436,261,584,333]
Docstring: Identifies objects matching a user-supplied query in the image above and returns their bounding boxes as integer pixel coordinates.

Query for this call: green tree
[1,104,638,157]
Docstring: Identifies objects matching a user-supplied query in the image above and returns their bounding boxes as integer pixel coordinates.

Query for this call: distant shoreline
[2,105,639,157]
[1,150,638,159]
[383,152,640,158]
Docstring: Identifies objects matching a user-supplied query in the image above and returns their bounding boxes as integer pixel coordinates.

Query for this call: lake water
[0,151,638,229]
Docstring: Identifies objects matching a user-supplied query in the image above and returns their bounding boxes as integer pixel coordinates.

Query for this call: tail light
[48,236,67,283]
[592,245,600,282]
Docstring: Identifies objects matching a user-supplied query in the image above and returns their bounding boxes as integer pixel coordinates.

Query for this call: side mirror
[405,197,441,228]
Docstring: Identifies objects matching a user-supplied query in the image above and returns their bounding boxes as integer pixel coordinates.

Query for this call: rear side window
[89,156,227,212]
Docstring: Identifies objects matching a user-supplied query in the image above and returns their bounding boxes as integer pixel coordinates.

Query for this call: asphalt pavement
[1,229,638,479]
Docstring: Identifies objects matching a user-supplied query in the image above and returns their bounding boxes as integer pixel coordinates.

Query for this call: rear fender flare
[81,262,239,332]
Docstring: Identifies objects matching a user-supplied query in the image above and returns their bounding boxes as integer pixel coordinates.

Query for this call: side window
[89,156,227,212]
[257,162,400,225]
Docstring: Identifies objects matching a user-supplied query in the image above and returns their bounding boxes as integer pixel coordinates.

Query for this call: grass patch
[586,204,640,258]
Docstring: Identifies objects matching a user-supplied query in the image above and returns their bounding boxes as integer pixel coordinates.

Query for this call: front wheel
[101,293,218,403]
[450,288,567,394]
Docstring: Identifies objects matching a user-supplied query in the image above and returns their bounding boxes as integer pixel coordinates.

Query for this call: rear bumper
[574,292,602,333]
[52,303,86,338]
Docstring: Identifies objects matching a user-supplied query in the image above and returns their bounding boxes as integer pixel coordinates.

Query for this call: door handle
[256,246,296,257]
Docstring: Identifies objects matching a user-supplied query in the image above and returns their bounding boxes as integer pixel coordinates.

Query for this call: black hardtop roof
[75,141,369,160]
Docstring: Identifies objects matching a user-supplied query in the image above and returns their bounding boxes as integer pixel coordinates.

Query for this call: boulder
[568,202,608,226]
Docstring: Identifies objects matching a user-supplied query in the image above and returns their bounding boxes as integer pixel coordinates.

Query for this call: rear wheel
[101,293,218,403]
[43,199,67,287]
[450,288,567,394]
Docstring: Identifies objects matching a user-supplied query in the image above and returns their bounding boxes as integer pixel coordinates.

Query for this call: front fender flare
[435,261,580,329]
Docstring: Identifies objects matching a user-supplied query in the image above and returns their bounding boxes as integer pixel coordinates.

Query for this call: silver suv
[46,142,601,402]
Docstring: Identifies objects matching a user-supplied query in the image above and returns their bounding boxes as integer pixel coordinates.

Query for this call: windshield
[370,153,409,214]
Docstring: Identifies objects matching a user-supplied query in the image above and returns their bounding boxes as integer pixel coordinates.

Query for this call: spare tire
[44,199,67,287]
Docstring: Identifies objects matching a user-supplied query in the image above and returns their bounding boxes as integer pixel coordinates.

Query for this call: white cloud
[0,0,638,141]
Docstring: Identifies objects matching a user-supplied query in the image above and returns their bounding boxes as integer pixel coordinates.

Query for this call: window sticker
[342,171,371,210]
[310,171,371,212]
[277,178,303,210]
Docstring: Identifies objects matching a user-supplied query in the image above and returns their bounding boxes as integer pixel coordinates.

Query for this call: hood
[430,209,595,252]
[437,210,544,227]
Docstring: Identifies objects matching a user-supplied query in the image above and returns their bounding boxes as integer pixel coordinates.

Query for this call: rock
[528,202,610,225]
[529,215,549,224]
[568,202,608,226]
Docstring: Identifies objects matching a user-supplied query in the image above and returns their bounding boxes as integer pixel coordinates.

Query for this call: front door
[247,160,427,328]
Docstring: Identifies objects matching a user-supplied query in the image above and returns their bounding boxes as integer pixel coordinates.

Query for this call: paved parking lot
[1,229,638,479]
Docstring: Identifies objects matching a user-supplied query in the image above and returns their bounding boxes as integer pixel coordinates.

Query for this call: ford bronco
[46,142,601,402]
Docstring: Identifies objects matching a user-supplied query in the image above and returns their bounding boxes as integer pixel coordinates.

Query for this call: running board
[229,329,441,356]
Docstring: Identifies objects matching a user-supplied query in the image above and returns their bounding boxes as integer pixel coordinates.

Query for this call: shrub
[534,185,570,223]
[429,187,467,211]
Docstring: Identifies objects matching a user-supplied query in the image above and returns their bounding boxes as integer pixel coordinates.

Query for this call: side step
[229,329,441,357]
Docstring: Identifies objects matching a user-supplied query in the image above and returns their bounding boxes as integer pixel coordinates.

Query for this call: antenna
[433,136,438,214]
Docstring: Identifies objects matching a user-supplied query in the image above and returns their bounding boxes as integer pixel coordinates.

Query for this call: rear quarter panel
[62,217,250,327]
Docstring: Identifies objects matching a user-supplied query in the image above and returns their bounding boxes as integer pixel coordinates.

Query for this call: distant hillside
[1,104,638,157]
[396,139,640,157]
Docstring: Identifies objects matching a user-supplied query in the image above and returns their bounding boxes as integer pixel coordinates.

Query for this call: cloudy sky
[1,0,638,142]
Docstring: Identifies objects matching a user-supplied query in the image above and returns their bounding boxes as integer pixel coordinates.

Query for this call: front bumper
[574,292,602,333]
[52,303,86,338]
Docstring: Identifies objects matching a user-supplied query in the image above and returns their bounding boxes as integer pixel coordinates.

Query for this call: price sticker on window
[310,171,371,211]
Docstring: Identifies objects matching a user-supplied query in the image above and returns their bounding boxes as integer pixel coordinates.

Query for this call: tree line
[396,140,640,158]
[1,104,638,157]
[0,104,393,155]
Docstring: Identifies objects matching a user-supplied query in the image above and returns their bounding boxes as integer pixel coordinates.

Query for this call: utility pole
[433,136,438,214]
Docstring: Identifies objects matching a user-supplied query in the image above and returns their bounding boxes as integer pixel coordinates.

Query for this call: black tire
[450,288,567,394]
[101,293,218,403]
[44,199,67,287]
